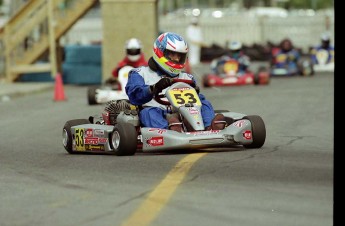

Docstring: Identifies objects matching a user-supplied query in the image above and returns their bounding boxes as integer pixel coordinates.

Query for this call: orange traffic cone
[54,73,66,101]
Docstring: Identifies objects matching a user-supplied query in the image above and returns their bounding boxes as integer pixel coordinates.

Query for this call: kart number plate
[224,61,239,75]
[316,50,329,65]
[168,87,201,106]
[75,128,86,151]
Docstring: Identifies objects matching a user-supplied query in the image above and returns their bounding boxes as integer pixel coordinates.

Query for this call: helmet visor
[127,49,141,56]
[164,49,187,65]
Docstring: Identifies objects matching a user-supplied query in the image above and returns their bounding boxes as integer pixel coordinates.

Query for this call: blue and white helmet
[153,32,188,77]
[229,40,242,51]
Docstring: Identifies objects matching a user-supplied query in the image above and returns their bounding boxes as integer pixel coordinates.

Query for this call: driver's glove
[150,77,173,94]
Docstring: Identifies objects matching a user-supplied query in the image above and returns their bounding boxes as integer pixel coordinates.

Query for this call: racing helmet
[229,41,242,51]
[125,38,142,62]
[321,33,330,49]
[229,41,242,58]
[280,38,293,52]
[152,32,188,77]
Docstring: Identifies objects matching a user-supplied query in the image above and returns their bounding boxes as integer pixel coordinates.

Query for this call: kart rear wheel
[243,115,266,149]
[110,122,137,156]
[62,119,90,154]
[87,86,98,105]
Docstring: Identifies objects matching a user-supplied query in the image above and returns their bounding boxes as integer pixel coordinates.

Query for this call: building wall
[100,0,158,81]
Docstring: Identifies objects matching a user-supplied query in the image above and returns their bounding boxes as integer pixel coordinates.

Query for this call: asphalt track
[0,69,334,226]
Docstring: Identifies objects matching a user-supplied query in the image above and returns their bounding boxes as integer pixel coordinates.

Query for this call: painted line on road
[120,153,206,226]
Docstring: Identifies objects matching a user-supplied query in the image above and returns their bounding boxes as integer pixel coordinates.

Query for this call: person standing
[186,17,204,66]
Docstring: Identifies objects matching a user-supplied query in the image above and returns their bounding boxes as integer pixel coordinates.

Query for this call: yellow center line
[120,153,207,226]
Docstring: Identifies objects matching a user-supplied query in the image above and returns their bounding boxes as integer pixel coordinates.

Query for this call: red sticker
[243,130,252,140]
[147,137,164,146]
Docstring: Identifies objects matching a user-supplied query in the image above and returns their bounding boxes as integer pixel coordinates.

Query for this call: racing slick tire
[254,66,270,85]
[110,122,137,156]
[243,115,266,149]
[87,86,98,105]
[62,119,90,154]
[202,75,210,88]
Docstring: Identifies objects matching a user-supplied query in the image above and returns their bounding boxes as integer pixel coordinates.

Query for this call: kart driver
[271,38,301,69]
[107,38,148,89]
[211,40,250,76]
[125,32,226,132]
[310,33,335,65]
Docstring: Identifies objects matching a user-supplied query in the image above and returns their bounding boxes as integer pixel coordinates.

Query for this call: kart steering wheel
[154,78,195,105]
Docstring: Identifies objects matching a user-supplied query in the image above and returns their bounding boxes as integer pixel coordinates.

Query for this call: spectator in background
[186,17,204,67]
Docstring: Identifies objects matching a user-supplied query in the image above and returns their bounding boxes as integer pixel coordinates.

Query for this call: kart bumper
[140,119,253,152]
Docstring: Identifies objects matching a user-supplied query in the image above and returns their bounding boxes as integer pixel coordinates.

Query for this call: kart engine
[102,99,137,125]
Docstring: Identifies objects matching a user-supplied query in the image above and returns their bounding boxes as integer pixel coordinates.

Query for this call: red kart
[202,59,270,87]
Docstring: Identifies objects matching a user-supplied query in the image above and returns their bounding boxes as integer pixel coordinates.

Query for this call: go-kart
[202,59,270,87]
[310,48,334,73]
[63,79,266,156]
[87,66,132,105]
[270,52,314,77]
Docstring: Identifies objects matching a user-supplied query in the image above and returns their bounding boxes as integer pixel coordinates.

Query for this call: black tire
[202,75,210,88]
[254,67,270,85]
[62,119,90,154]
[87,86,98,105]
[243,115,266,149]
[253,73,260,85]
[110,122,137,156]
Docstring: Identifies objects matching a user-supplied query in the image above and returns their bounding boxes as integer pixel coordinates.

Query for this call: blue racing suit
[125,58,216,129]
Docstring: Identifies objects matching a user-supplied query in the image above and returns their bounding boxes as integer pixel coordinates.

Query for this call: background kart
[87,66,132,105]
[202,59,270,87]
[63,79,266,156]
[310,48,334,73]
[270,51,314,77]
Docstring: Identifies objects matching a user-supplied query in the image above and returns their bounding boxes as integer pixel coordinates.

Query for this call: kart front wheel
[202,75,210,87]
[110,122,137,156]
[62,119,90,154]
[243,115,266,149]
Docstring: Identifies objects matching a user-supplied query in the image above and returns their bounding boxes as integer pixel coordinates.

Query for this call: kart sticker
[233,120,247,128]
[316,50,329,65]
[85,137,99,145]
[224,61,239,76]
[186,130,220,135]
[148,128,166,134]
[168,87,201,107]
[85,144,105,151]
[223,77,238,84]
[94,129,105,136]
[245,77,253,83]
[85,128,93,137]
[75,128,85,151]
[98,138,108,143]
[189,107,199,114]
[146,136,164,146]
[243,130,252,140]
